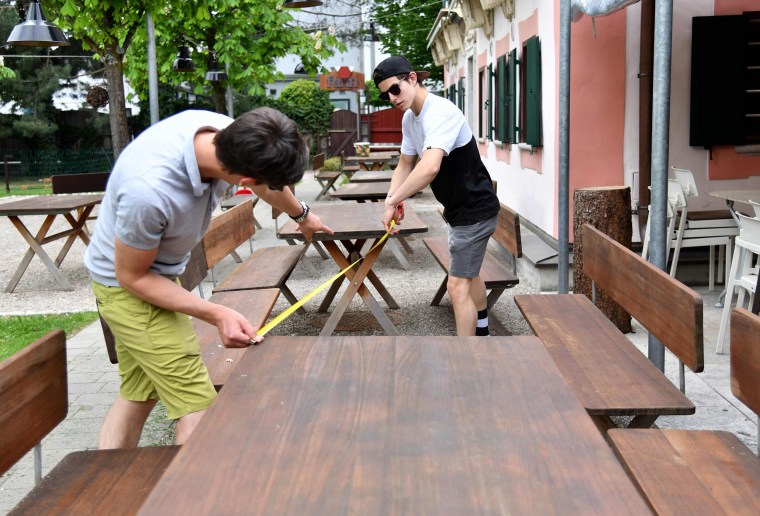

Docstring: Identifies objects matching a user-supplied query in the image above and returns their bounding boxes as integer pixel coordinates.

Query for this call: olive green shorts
[92,281,216,420]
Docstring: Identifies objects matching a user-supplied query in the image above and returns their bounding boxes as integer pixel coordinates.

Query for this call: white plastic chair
[671,167,737,290]
[715,212,760,354]
[749,199,760,219]
[641,180,681,263]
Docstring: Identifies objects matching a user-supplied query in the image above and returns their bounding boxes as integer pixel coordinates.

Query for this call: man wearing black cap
[373,56,500,336]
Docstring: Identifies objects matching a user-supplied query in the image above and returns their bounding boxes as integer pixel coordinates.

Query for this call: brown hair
[214,107,308,189]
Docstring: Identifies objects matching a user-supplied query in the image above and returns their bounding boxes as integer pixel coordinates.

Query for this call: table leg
[320,239,399,336]
[6,215,72,292]
[340,240,400,308]
[57,208,94,266]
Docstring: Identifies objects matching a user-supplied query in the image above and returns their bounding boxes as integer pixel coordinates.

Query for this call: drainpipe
[558,0,571,294]
[638,0,654,238]
[648,0,673,371]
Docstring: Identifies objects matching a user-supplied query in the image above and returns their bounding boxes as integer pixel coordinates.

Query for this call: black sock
[476,308,489,336]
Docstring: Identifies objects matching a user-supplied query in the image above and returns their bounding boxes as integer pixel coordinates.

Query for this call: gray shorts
[447,214,498,278]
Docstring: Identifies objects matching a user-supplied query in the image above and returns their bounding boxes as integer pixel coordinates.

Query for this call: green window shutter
[525,36,542,147]
[497,55,507,142]
[508,49,517,143]
[487,64,493,140]
[458,78,465,114]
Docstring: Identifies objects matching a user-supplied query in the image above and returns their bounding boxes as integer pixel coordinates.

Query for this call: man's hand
[213,304,262,348]
[297,211,334,241]
[382,200,403,234]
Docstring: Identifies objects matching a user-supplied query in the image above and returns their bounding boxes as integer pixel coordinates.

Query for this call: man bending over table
[85,108,332,448]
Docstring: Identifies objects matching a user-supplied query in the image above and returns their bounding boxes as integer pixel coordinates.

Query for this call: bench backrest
[312,153,325,171]
[52,172,110,194]
[0,330,68,475]
[493,203,522,260]
[203,199,255,269]
[730,308,760,416]
[582,224,704,372]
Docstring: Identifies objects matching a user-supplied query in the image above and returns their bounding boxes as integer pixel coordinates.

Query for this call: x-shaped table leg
[319,238,399,336]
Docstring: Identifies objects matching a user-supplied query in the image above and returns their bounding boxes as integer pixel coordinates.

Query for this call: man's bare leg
[98,396,157,449]
[448,275,477,336]
[174,409,207,445]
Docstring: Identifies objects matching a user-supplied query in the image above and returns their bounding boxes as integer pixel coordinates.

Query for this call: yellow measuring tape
[257,221,395,336]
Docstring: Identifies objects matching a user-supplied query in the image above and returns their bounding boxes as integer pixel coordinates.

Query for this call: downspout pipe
[558,0,571,294]
[647,0,673,371]
[638,0,654,236]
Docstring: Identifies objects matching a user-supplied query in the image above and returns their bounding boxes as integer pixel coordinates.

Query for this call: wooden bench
[515,224,702,430]
[422,203,522,335]
[2,330,179,514]
[341,150,360,176]
[202,198,305,310]
[312,153,340,201]
[51,172,110,232]
[608,307,760,514]
[51,172,110,194]
[220,189,261,230]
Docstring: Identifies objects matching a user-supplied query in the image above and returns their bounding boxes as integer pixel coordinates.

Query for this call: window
[496,54,508,142]
[458,77,466,115]
[487,63,494,140]
[448,84,457,105]
[690,12,760,147]
[508,48,518,143]
[479,67,487,138]
[520,36,542,147]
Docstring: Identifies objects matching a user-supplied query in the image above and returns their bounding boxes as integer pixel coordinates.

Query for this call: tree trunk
[213,87,226,115]
[573,186,633,333]
[104,46,129,160]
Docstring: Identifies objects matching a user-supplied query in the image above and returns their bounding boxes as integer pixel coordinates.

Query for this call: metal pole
[4,155,11,193]
[557,0,571,294]
[647,0,674,371]
[226,62,234,118]
[146,13,159,126]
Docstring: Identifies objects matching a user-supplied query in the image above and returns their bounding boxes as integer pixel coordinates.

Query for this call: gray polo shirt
[85,110,233,287]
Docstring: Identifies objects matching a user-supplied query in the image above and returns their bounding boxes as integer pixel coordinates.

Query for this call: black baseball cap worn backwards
[373,56,431,87]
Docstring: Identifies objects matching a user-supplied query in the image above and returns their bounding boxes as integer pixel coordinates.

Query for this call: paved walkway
[1,173,757,513]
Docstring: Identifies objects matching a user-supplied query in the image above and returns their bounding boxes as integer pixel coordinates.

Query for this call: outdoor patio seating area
[1,170,758,513]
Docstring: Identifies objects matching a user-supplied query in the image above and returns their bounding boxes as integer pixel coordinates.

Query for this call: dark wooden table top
[345,151,399,162]
[139,336,651,515]
[0,193,103,216]
[331,181,390,201]
[278,202,427,241]
[349,170,394,182]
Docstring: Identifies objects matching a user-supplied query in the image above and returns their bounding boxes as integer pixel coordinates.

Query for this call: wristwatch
[290,200,310,223]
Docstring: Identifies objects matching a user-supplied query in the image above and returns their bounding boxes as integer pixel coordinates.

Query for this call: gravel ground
[0,176,537,339]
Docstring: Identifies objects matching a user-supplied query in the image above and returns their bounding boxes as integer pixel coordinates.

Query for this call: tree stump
[573,186,632,333]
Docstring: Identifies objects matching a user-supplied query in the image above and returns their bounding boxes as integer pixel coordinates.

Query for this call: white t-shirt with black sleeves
[400,93,499,226]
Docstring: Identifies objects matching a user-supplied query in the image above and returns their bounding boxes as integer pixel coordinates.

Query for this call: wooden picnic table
[277,202,428,335]
[330,181,390,202]
[345,151,399,171]
[139,335,651,515]
[330,181,415,268]
[0,193,103,292]
[349,170,394,182]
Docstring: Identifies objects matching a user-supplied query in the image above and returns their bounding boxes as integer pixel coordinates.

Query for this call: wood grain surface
[140,336,651,515]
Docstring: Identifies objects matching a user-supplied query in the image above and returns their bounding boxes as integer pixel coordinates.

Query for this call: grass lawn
[0,181,52,197]
[0,311,99,361]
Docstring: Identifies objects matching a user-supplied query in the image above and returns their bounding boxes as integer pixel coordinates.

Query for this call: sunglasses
[379,75,408,102]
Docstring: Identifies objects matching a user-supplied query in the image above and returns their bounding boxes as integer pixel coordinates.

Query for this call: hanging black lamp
[363,22,380,42]
[282,0,323,8]
[172,45,196,72]
[6,1,70,47]
[205,52,227,82]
